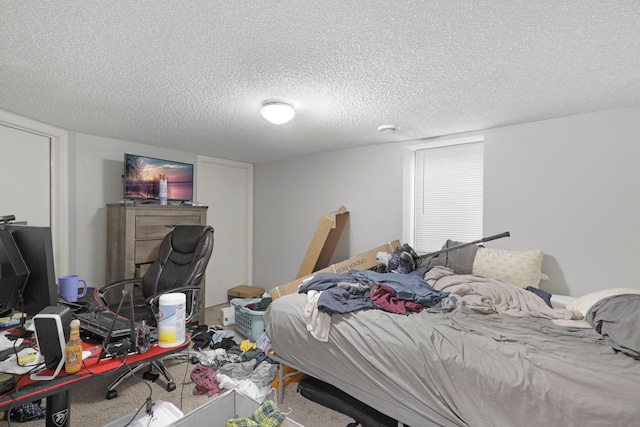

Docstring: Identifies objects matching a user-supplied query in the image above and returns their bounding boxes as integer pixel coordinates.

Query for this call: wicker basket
[230,298,266,341]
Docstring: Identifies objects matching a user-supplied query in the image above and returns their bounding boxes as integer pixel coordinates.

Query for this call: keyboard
[75,311,134,340]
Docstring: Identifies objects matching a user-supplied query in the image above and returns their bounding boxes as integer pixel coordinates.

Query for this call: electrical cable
[3,358,52,426]
[118,362,153,427]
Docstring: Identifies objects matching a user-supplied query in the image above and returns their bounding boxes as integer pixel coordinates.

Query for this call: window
[409,137,484,254]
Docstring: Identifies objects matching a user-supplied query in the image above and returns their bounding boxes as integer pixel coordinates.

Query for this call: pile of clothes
[189,325,277,402]
[299,243,467,342]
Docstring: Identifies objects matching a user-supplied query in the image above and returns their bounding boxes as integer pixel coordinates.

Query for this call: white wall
[254,107,640,297]
[254,143,405,289]
[483,108,640,296]
[72,133,198,287]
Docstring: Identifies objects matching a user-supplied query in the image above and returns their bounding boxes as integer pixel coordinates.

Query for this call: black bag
[297,376,398,427]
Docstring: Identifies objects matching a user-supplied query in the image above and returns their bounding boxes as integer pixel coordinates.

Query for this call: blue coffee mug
[58,275,88,302]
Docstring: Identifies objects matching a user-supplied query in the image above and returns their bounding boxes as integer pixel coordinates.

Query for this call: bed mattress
[264,291,640,427]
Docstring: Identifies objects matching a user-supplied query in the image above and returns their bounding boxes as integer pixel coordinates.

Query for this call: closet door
[197,156,253,307]
[0,124,51,226]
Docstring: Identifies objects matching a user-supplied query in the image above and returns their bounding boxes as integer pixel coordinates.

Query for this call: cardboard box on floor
[227,285,265,300]
[270,240,401,299]
[296,205,350,279]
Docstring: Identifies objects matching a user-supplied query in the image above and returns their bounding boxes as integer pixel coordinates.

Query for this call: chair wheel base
[166,382,176,392]
[143,371,160,382]
[106,390,118,400]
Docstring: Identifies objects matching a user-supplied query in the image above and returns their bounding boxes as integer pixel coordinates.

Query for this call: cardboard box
[270,240,401,299]
[296,206,350,278]
[227,285,265,300]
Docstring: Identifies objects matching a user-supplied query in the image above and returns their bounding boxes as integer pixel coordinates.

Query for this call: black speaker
[31,306,72,380]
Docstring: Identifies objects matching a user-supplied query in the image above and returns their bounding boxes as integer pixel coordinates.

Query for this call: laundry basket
[230,298,266,341]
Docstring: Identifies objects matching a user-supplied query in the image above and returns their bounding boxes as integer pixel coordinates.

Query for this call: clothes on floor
[216,361,277,402]
[190,364,220,397]
[225,400,286,427]
[191,325,236,351]
[189,321,277,399]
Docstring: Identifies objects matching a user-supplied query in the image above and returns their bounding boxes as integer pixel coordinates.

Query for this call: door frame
[0,109,69,276]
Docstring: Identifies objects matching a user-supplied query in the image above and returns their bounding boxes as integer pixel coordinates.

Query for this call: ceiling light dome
[261,101,295,124]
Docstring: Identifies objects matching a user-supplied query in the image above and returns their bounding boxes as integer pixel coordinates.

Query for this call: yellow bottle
[64,319,83,374]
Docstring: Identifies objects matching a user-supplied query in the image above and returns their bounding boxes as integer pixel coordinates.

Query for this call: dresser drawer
[135,239,164,264]
[135,215,202,239]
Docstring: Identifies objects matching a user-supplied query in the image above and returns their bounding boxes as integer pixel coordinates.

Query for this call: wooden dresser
[106,204,209,323]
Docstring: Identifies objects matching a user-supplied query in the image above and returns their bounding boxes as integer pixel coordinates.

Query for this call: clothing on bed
[430,272,575,321]
[525,285,553,307]
[304,290,331,342]
[315,286,378,315]
[299,267,450,309]
[370,283,425,314]
[298,267,451,341]
[586,293,640,359]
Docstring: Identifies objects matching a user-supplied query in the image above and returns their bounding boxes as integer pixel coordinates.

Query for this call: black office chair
[98,224,214,399]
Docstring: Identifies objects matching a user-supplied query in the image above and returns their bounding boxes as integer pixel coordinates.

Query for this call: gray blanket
[265,291,640,427]
[431,272,575,320]
[587,294,640,359]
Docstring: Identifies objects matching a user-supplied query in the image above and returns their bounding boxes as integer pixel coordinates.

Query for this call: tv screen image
[124,154,194,202]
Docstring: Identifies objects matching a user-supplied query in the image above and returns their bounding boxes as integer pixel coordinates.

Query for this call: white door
[197,156,253,307]
[0,124,51,226]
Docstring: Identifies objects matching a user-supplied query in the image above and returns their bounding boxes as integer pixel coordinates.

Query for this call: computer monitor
[0,230,30,316]
[0,224,57,318]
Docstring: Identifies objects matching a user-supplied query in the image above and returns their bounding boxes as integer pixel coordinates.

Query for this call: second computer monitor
[0,224,57,317]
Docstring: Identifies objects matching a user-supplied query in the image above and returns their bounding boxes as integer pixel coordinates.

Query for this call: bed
[263,243,640,427]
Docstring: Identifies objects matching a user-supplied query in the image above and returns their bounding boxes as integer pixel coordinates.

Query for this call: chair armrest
[98,278,144,306]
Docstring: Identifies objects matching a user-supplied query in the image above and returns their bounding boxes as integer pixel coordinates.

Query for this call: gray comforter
[265,281,640,426]
[587,293,640,359]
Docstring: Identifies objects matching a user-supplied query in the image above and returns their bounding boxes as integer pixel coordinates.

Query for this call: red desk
[0,338,190,427]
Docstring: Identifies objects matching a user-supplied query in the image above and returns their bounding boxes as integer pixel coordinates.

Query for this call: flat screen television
[124,154,194,202]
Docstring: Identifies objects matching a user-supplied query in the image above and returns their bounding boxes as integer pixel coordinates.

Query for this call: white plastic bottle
[159,175,167,205]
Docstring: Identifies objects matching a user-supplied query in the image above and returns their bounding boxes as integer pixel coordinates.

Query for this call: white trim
[405,134,484,151]
[402,134,484,248]
[0,109,69,276]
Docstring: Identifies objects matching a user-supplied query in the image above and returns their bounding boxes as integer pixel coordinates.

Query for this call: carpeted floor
[4,303,354,427]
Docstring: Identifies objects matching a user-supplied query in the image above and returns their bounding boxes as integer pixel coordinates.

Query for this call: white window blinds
[414,141,484,253]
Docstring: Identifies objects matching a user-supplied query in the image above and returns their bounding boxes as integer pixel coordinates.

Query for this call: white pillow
[565,288,640,318]
[472,247,544,288]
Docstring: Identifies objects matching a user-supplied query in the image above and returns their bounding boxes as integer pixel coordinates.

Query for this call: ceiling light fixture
[261,101,295,124]
[377,124,399,134]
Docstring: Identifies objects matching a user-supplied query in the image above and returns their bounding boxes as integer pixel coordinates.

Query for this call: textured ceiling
[1,1,639,164]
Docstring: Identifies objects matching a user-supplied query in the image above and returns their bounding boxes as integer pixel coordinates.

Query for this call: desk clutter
[0,302,192,425]
[0,290,187,391]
